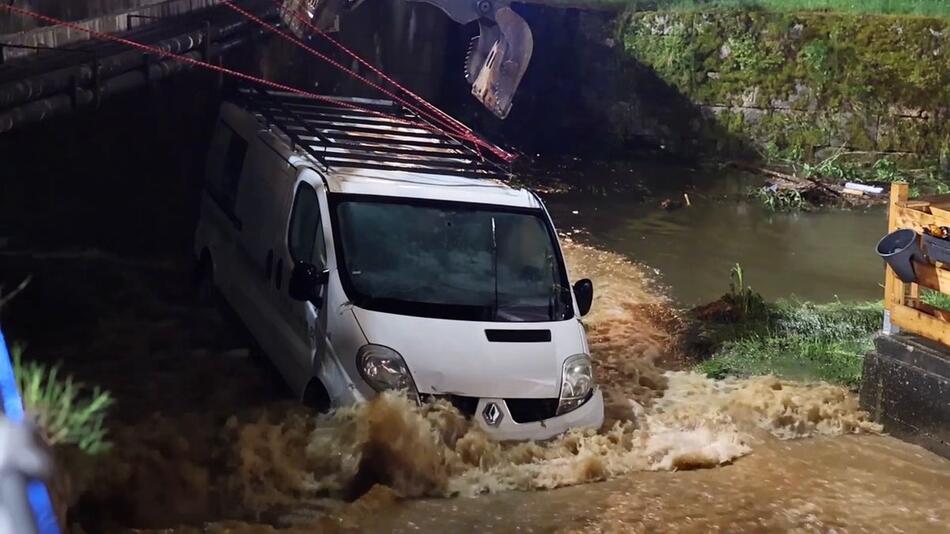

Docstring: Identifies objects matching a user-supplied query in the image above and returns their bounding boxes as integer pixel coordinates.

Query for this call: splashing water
[183,242,879,523]
[75,240,885,530]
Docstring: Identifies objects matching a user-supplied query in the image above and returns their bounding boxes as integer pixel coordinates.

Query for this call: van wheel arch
[303,378,332,413]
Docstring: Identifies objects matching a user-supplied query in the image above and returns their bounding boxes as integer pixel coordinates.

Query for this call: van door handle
[275,258,284,290]
[265,249,274,281]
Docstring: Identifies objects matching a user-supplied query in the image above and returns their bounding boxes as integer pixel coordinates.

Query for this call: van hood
[352,308,587,399]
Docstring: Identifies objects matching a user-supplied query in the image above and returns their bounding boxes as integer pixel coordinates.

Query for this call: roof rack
[235,87,512,180]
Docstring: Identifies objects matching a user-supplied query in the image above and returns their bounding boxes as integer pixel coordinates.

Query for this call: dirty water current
[3,162,947,533]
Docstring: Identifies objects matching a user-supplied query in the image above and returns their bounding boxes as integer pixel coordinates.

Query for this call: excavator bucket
[465,20,501,85]
[285,0,534,120]
[468,7,533,119]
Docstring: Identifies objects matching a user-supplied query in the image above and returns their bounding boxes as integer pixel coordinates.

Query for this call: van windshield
[332,196,573,322]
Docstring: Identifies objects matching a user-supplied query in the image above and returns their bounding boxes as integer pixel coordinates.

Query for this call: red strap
[0,2,516,163]
[249,0,516,162]
[222,2,471,141]
[271,0,481,142]
[0,3,425,125]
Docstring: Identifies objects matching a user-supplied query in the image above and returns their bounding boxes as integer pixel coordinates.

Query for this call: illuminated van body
[194,89,603,440]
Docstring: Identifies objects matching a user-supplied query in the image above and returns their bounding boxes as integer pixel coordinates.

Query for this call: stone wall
[616,10,950,167]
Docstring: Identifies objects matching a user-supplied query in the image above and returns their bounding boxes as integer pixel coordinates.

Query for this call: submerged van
[194,88,603,440]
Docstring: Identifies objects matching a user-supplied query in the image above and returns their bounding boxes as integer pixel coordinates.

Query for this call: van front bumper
[473,388,604,441]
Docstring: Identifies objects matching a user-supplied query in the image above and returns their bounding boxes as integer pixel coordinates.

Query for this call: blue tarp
[0,328,60,534]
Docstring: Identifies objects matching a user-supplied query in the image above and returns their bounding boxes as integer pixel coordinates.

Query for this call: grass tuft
[921,288,950,311]
[12,345,114,455]
[693,266,883,387]
[699,335,872,386]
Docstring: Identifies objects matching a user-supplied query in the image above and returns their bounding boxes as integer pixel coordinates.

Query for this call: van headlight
[357,345,419,400]
[557,354,594,415]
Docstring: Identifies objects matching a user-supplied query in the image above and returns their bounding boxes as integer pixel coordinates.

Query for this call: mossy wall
[616,10,950,166]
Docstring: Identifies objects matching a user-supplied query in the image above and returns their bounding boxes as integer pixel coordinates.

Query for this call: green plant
[695,299,883,387]
[921,288,950,311]
[770,299,883,339]
[752,186,807,212]
[600,0,950,17]
[871,158,908,183]
[697,334,869,386]
[801,39,834,88]
[801,155,863,183]
[725,263,768,320]
[13,345,114,454]
[726,35,783,72]
[808,158,950,198]
[623,19,698,91]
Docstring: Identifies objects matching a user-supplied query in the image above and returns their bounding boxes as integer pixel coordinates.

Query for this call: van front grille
[504,398,559,423]
[421,394,479,418]
[422,395,562,424]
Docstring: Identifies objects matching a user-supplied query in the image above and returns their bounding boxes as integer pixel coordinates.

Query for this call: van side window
[288,183,326,269]
[206,122,248,226]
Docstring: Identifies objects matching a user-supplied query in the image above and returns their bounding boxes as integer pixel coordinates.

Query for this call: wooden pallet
[885,183,950,346]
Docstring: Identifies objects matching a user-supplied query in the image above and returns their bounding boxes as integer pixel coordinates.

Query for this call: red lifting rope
[0,4,416,122]
[220,0,510,161]
[267,0,478,142]
[0,2,516,163]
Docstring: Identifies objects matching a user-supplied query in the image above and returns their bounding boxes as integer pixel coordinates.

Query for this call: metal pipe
[0,11,263,110]
[0,37,247,133]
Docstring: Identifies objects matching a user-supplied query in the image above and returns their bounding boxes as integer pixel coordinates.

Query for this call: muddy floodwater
[3,161,947,533]
[367,435,950,533]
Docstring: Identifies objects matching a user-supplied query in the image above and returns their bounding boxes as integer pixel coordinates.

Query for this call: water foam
[71,240,882,530]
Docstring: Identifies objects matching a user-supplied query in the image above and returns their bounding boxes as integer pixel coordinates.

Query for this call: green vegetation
[921,287,950,311]
[791,153,948,192]
[692,266,882,387]
[621,11,949,119]
[751,186,806,211]
[12,345,113,454]
[699,334,873,386]
[618,9,949,178]
[616,0,950,17]
[786,152,947,200]
[749,152,950,210]
[568,0,950,17]
[725,263,767,317]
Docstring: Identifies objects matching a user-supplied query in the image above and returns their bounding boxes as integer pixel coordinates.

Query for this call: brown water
[539,161,887,305]
[5,163,947,533]
[361,434,950,534]
[67,241,943,534]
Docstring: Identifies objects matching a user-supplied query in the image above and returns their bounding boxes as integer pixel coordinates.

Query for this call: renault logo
[483,402,504,427]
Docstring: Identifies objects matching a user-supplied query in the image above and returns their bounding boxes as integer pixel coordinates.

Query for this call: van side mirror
[573,279,594,316]
[289,261,329,304]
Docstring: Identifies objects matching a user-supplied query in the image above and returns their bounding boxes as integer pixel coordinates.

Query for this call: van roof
[233,88,537,208]
[302,162,540,207]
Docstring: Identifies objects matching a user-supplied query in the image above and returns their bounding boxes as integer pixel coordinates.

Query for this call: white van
[194,89,603,440]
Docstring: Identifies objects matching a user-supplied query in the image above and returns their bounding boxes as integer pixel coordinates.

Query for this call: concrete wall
[861,334,950,459]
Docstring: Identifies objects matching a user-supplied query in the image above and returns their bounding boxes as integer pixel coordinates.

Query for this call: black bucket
[923,233,950,264]
[876,229,921,283]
